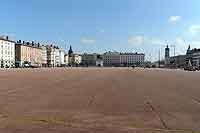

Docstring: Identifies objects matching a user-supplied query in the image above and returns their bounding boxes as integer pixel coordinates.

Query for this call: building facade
[81,53,97,66]
[41,45,48,67]
[46,45,65,67]
[59,49,65,66]
[15,40,42,67]
[68,54,82,66]
[186,45,200,68]
[120,53,145,66]
[167,55,187,68]
[55,48,60,66]
[73,54,82,66]
[46,45,59,67]
[103,52,120,67]
[0,36,15,68]
[164,45,187,68]
[96,55,103,67]
[67,46,82,66]
[103,51,145,67]
[64,54,69,66]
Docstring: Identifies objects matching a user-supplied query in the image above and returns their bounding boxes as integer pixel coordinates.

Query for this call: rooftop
[120,52,145,55]
[104,51,145,55]
[0,36,15,43]
[16,40,42,49]
[187,48,200,54]
[45,45,59,49]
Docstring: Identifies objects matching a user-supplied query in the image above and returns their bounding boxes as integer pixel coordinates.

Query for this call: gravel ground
[0,68,199,133]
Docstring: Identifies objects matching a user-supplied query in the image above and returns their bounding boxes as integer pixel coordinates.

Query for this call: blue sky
[1,0,200,61]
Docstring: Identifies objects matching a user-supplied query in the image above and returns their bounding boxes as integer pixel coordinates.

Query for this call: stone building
[81,53,97,66]
[64,54,69,66]
[96,54,103,67]
[103,51,145,67]
[120,53,145,67]
[15,40,42,67]
[164,45,186,68]
[103,51,120,67]
[41,45,48,67]
[167,55,187,68]
[0,36,15,68]
[59,49,65,67]
[46,45,60,67]
[67,45,82,66]
[73,54,82,66]
[186,45,200,68]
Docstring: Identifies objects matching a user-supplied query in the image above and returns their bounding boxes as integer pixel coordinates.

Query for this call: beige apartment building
[64,54,69,66]
[73,54,82,65]
[68,54,82,66]
[15,40,42,67]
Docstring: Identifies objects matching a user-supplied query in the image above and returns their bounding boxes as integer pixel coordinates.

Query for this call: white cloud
[174,37,200,48]
[189,25,200,35]
[168,16,181,24]
[128,36,144,45]
[175,37,185,45]
[81,38,96,44]
[128,36,165,46]
[150,38,165,45]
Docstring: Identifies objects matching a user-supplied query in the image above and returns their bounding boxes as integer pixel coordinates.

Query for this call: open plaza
[0,68,199,132]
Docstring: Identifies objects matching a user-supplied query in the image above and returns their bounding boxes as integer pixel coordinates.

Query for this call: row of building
[0,36,69,68]
[0,36,145,68]
[165,45,200,69]
[64,51,145,67]
[82,52,145,67]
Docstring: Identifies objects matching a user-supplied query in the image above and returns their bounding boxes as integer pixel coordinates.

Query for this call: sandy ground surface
[0,68,199,133]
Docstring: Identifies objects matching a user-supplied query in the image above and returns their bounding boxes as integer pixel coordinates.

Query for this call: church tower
[68,45,73,57]
[165,45,170,59]
[186,45,191,55]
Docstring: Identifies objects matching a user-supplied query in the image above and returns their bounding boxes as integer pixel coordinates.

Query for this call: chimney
[6,36,9,40]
